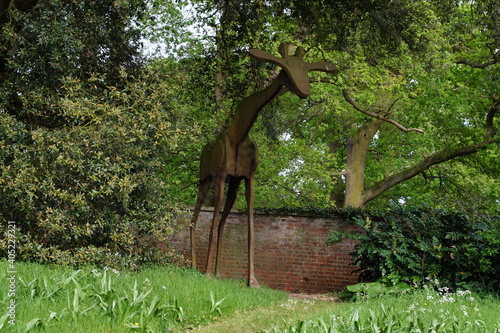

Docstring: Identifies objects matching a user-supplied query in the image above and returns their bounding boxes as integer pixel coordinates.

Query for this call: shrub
[0,73,195,269]
[329,207,500,292]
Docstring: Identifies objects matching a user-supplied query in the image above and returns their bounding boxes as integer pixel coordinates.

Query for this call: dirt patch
[287,293,339,302]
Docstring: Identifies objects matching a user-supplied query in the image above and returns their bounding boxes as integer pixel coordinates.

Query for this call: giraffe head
[249,43,336,98]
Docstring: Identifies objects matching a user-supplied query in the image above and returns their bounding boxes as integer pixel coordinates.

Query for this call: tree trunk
[343,119,382,208]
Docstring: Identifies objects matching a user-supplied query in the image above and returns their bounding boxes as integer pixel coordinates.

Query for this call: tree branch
[485,99,499,138]
[456,56,499,69]
[362,100,499,206]
[342,89,425,133]
[362,142,488,205]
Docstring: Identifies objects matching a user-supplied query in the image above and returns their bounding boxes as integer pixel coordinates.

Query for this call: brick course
[168,209,362,293]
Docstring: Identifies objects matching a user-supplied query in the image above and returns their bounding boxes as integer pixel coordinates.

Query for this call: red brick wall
[169,209,362,293]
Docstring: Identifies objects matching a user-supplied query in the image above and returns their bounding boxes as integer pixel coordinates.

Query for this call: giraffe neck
[226,71,287,144]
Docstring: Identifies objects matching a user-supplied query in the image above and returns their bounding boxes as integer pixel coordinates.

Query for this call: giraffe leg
[245,176,260,288]
[215,176,242,278]
[191,178,211,270]
[205,175,225,278]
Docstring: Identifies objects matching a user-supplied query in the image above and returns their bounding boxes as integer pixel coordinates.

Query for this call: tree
[0,0,195,267]
[1,0,145,129]
[139,0,499,212]
[251,0,499,210]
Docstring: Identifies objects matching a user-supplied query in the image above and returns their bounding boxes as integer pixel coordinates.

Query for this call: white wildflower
[91,269,102,277]
[438,286,450,293]
[457,290,472,297]
[438,295,455,303]
[407,303,418,312]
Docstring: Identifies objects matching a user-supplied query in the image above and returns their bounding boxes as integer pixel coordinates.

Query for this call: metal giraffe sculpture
[191,43,335,287]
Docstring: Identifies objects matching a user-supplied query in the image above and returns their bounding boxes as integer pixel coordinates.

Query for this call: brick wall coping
[189,206,358,218]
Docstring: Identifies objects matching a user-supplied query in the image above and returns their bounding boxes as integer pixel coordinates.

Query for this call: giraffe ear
[249,49,286,67]
[307,61,337,73]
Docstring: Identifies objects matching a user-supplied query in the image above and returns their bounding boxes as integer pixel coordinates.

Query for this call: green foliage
[264,287,500,333]
[139,0,203,58]
[0,70,198,268]
[253,132,339,209]
[275,0,439,58]
[0,261,287,332]
[337,207,500,292]
[0,1,203,268]
[144,1,499,212]
[1,0,145,122]
[345,281,411,300]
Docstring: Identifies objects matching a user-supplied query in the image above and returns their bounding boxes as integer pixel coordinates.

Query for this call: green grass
[262,287,500,333]
[196,298,337,333]
[0,260,287,332]
[1,260,499,333]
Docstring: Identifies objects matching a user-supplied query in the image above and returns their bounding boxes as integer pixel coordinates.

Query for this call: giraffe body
[200,133,258,181]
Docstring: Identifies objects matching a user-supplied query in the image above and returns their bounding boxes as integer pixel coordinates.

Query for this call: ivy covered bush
[336,207,500,292]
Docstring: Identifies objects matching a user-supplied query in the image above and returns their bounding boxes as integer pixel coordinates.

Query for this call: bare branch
[387,96,403,113]
[342,89,425,133]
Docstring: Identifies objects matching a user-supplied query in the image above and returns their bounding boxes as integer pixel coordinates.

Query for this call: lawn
[263,288,500,333]
[1,260,499,332]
